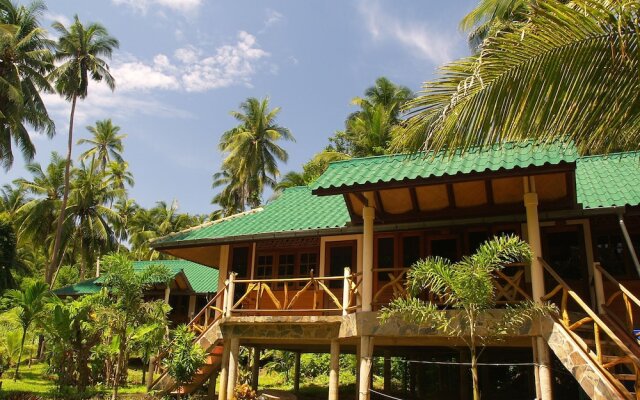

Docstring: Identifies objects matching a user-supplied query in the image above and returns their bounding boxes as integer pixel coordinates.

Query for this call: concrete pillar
[383,351,391,393]
[251,347,260,391]
[524,178,553,400]
[294,351,301,393]
[164,286,171,304]
[362,203,375,312]
[358,336,374,400]
[218,339,231,400]
[226,337,240,400]
[208,369,219,399]
[329,340,340,400]
[188,295,196,320]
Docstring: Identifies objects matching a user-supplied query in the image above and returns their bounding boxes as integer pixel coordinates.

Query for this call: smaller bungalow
[53,259,218,325]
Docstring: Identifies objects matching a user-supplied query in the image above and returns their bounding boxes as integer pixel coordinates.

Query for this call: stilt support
[358,336,373,400]
[329,340,340,400]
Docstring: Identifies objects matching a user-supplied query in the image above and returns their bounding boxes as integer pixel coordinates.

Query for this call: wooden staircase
[149,289,226,395]
[540,258,640,399]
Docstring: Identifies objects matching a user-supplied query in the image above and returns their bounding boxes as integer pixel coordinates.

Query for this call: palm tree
[397,1,640,156]
[47,16,118,285]
[78,119,126,170]
[218,97,295,210]
[0,183,26,219]
[4,280,50,379]
[112,198,137,241]
[15,152,66,266]
[0,0,54,170]
[458,0,531,51]
[274,171,306,191]
[64,161,121,280]
[211,168,250,216]
[380,236,555,400]
[105,161,134,193]
[353,76,413,122]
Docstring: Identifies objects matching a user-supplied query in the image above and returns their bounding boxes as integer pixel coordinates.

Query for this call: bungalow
[54,259,218,325]
[149,142,640,400]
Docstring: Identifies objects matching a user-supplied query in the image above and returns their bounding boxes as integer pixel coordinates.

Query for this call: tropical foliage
[396,0,640,156]
[380,236,556,400]
[162,324,206,398]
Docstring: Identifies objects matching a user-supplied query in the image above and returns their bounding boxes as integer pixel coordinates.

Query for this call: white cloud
[98,31,268,94]
[112,0,201,14]
[357,1,453,65]
[42,11,70,27]
[264,9,284,29]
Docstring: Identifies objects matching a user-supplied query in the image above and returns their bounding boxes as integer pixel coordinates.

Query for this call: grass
[0,362,148,399]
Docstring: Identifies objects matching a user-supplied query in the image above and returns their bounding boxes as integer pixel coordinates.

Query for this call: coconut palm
[0,183,26,219]
[15,152,66,265]
[47,16,118,285]
[397,1,640,156]
[0,0,54,170]
[219,97,295,210]
[105,161,134,193]
[78,119,126,170]
[353,76,413,122]
[211,168,250,216]
[4,280,50,379]
[459,0,531,51]
[380,236,555,400]
[274,171,306,192]
[64,161,121,280]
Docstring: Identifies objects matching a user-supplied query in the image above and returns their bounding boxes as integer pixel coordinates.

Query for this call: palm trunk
[48,94,77,286]
[111,350,122,400]
[14,328,27,381]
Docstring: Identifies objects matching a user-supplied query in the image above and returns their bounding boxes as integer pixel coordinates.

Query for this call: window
[467,231,489,254]
[278,254,295,279]
[377,237,395,281]
[328,243,355,288]
[402,236,421,268]
[299,253,317,277]
[595,234,627,277]
[256,255,274,279]
[429,237,459,261]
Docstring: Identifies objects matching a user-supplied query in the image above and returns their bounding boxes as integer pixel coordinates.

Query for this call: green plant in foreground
[162,324,205,399]
[380,235,556,400]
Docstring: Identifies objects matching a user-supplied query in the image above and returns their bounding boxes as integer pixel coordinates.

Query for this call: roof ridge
[151,207,264,244]
[578,150,640,160]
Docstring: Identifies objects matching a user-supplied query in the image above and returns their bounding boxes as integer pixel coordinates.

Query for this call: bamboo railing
[540,258,640,398]
[594,262,640,342]
[225,267,361,316]
[372,263,530,309]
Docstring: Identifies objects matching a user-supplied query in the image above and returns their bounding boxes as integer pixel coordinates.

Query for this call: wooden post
[188,295,196,320]
[218,340,231,400]
[216,245,230,318]
[343,267,351,316]
[208,368,219,399]
[164,286,171,304]
[226,337,240,400]
[593,262,606,313]
[226,274,236,317]
[294,351,301,393]
[524,177,553,400]
[383,351,391,393]
[251,347,260,391]
[329,340,340,400]
[358,336,374,400]
[362,201,375,312]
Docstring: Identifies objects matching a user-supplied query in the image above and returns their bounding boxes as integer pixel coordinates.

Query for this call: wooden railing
[594,262,640,342]
[540,258,640,397]
[225,268,361,316]
[372,263,530,309]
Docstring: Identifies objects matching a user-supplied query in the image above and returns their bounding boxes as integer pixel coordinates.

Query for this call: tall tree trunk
[48,94,77,287]
[14,328,27,381]
[470,331,480,400]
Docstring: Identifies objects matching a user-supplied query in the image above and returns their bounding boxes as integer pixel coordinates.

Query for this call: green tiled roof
[311,141,578,192]
[153,186,350,246]
[576,151,640,209]
[55,260,218,296]
[133,260,218,294]
[53,278,101,296]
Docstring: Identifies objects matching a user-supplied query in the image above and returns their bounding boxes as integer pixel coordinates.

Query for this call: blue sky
[5,0,477,214]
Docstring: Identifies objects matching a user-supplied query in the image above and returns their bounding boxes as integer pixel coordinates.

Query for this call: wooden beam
[409,187,419,213]
[354,192,368,206]
[312,163,576,196]
[485,179,495,206]
[344,194,357,221]
[446,183,456,209]
[374,191,387,221]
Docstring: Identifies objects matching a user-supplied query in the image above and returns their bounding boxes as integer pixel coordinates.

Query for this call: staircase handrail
[540,257,640,369]
[595,263,640,310]
[594,263,640,340]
